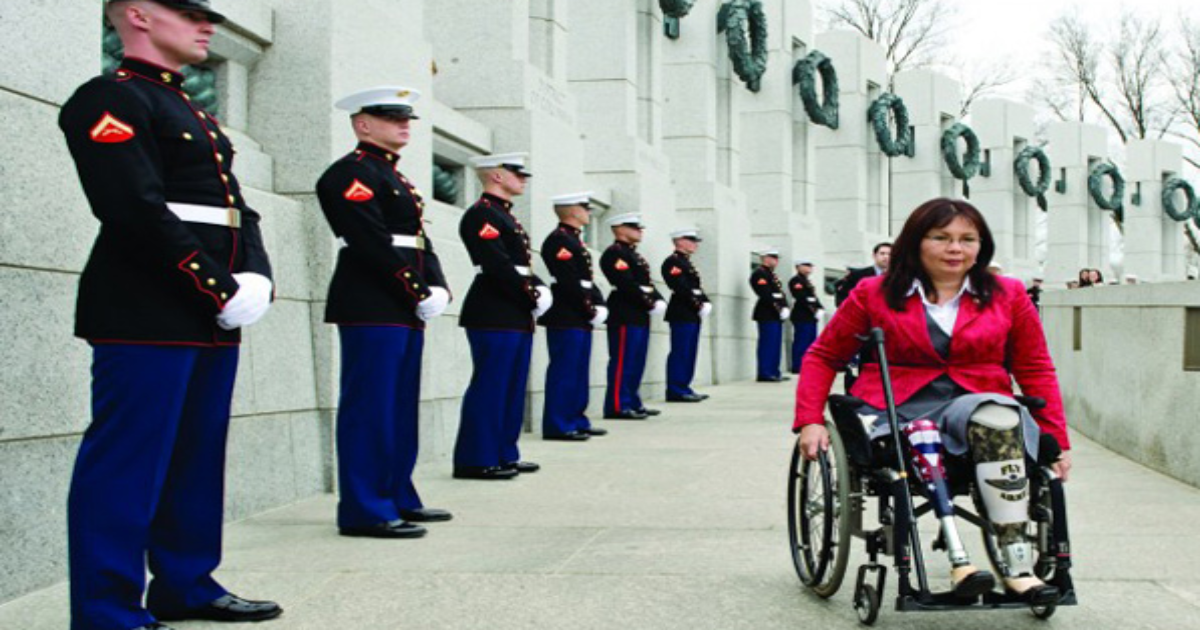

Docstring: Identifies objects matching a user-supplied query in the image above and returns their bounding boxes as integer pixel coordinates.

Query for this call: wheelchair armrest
[829,394,868,410]
[1014,395,1046,411]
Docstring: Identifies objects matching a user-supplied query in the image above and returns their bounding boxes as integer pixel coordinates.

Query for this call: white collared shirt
[908,278,973,337]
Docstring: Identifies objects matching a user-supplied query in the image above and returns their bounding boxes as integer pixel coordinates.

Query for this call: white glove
[533,286,554,318]
[816,309,826,323]
[590,305,609,327]
[699,302,713,319]
[650,299,667,317]
[780,307,791,320]
[417,286,450,321]
[217,272,273,330]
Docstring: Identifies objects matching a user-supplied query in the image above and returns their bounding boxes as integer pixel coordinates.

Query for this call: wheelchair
[786,331,1077,625]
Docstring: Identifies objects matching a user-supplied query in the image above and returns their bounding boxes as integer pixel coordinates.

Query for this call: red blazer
[793,275,1070,450]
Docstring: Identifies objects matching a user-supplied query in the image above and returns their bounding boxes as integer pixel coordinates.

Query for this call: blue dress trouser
[69,344,238,630]
[756,321,783,379]
[604,324,649,415]
[666,322,701,397]
[336,326,425,528]
[790,320,818,373]
[455,330,533,467]
[542,328,593,436]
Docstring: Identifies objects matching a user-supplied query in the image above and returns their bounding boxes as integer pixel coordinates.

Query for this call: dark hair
[873,242,893,255]
[882,198,999,311]
[1090,268,1105,284]
[1077,268,1092,287]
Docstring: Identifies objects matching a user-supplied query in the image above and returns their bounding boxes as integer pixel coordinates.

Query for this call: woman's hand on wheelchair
[1052,450,1072,482]
[798,424,830,461]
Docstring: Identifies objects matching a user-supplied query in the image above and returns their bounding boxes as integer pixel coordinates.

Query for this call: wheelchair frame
[786,328,1077,625]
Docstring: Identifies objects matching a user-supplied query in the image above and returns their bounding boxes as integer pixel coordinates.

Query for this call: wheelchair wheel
[853,583,881,626]
[787,424,851,598]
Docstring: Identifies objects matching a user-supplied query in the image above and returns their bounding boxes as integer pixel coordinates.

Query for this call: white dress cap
[468,152,532,176]
[552,191,594,207]
[605,212,644,228]
[335,86,422,119]
[669,227,702,241]
[759,247,780,257]
[793,258,813,266]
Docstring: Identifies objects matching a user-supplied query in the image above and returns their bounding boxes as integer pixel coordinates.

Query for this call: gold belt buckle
[227,207,241,229]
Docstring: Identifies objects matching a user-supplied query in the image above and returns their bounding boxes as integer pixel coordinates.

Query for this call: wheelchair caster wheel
[853,583,880,626]
[1031,601,1057,620]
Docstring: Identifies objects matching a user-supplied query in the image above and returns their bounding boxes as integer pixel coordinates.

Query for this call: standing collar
[117,57,186,88]
[355,141,400,164]
[558,223,581,235]
[482,192,513,210]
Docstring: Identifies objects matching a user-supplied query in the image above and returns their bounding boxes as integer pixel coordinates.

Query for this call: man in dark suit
[538,192,608,440]
[750,248,790,382]
[316,86,453,538]
[601,213,666,419]
[834,241,891,306]
[59,2,281,627]
[662,228,712,402]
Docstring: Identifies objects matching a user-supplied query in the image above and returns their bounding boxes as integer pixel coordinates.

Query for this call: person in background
[750,248,790,382]
[662,228,712,403]
[787,259,824,375]
[1026,277,1043,311]
[834,242,892,307]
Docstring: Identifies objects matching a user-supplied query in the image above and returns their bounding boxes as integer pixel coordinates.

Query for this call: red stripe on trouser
[613,326,626,412]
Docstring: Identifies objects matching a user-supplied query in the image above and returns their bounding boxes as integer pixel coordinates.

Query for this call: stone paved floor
[3,379,1199,629]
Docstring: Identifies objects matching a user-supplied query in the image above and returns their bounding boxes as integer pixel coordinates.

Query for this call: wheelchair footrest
[895,588,1077,612]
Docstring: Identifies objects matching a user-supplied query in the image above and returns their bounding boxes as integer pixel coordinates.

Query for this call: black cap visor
[501,164,532,178]
[360,104,419,120]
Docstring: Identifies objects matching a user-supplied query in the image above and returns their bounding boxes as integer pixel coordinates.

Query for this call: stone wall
[1043,283,1200,488]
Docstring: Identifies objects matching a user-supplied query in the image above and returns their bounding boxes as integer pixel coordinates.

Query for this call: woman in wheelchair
[794,198,1072,605]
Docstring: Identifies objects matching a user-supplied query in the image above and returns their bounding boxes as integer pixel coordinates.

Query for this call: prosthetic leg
[903,420,996,598]
[968,404,1059,606]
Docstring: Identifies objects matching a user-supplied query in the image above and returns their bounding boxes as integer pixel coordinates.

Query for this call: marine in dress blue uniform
[600,214,667,420]
[661,228,712,403]
[786,259,824,374]
[538,193,609,441]
[59,2,281,628]
[453,153,548,480]
[750,248,790,382]
[316,87,453,539]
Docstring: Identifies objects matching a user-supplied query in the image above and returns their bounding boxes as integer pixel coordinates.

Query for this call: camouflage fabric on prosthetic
[968,417,1028,546]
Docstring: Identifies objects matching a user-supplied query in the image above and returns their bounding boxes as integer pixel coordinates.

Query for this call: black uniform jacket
[316,141,447,328]
[662,251,710,323]
[537,224,605,330]
[834,265,879,307]
[59,57,272,346]
[601,241,663,327]
[787,274,824,323]
[750,266,787,321]
[458,193,545,332]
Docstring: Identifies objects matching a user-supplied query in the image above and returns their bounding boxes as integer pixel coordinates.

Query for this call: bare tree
[817,0,957,76]
[1166,16,1200,169]
[817,0,1012,111]
[1035,10,1172,142]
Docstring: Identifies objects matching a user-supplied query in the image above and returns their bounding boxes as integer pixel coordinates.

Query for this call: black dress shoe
[454,465,519,480]
[544,431,590,441]
[583,427,608,436]
[638,408,662,416]
[666,393,704,402]
[398,507,453,522]
[756,376,785,382]
[697,393,710,400]
[503,461,540,473]
[604,409,647,420]
[135,624,176,630]
[339,520,427,539]
[153,593,283,622]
